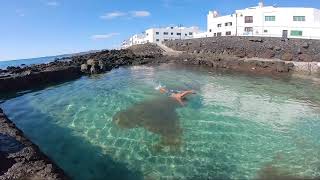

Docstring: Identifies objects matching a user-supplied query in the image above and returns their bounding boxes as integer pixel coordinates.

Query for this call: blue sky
[1,0,319,61]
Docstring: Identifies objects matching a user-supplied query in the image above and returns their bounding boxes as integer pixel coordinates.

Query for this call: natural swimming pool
[1,64,320,179]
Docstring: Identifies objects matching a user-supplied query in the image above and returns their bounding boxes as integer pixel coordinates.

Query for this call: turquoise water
[1,64,320,179]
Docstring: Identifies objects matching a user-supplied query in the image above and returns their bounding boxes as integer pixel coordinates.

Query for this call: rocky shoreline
[1,37,320,94]
[0,44,165,93]
[0,108,68,180]
[0,37,320,179]
[165,36,320,76]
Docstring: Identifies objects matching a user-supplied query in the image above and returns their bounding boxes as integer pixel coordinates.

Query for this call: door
[282,30,288,38]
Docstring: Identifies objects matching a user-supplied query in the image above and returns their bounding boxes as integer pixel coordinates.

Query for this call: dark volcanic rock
[80,64,88,73]
[298,54,312,62]
[0,108,68,180]
[281,53,294,61]
[0,45,165,93]
[302,42,309,49]
[165,37,320,62]
[90,64,99,74]
[0,66,82,92]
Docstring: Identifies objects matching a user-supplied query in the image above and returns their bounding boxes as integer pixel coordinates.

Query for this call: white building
[122,26,201,47]
[207,2,320,39]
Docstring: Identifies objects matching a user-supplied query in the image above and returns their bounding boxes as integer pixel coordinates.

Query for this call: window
[226,31,231,35]
[170,27,174,29]
[290,30,303,36]
[156,39,159,42]
[225,22,232,26]
[164,32,169,35]
[264,30,268,33]
[244,27,253,32]
[189,32,193,35]
[214,33,217,37]
[209,29,212,32]
[217,24,222,27]
[156,32,159,35]
[185,33,187,36]
[164,39,168,41]
[217,32,222,36]
[265,16,275,21]
[293,16,305,21]
[177,33,181,35]
[171,32,174,35]
[245,16,253,23]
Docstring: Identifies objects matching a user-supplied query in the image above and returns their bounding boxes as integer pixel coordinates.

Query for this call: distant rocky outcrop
[0,47,165,93]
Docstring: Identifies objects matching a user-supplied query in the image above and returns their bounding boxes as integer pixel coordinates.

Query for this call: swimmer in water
[158,86,194,106]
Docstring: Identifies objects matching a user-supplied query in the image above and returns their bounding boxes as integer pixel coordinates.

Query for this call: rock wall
[0,108,68,180]
[0,66,82,92]
[165,37,320,62]
[168,53,295,75]
[0,47,165,93]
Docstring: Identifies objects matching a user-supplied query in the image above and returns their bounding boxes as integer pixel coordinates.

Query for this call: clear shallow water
[1,64,320,179]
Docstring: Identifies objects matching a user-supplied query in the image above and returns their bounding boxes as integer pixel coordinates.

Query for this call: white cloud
[100,11,127,20]
[15,10,25,17]
[100,10,151,20]
[91,33,120,40]
[47,1,59,7]
[130,11,151,17]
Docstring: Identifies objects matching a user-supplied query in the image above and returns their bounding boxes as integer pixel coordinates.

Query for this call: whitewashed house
[122,26,201,47]
[207,2,320,39]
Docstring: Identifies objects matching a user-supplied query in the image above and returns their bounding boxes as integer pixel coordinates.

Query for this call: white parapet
[122,26,203,48]
[207,3,320,39]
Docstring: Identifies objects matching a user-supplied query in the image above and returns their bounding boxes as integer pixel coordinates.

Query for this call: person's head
[159,88,167,94]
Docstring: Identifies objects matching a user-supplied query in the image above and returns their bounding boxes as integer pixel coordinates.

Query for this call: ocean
[0,55,69,69]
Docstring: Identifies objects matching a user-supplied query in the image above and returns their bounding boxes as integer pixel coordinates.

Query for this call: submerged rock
[113,97,183,151]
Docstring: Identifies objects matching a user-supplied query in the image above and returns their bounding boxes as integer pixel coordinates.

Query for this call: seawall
[0,108,68,180]
[164,36,320,75]
[0,44,165,94]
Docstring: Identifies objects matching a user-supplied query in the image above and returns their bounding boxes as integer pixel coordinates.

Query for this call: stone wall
[0,46,165,93]
[165,37,320,62]
[0,108,68,180]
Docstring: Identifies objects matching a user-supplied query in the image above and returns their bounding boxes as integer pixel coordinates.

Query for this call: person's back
[157,86,194,106]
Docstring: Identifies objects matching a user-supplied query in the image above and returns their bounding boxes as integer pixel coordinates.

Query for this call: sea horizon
[0,55,68,69]
[0,49,105,69]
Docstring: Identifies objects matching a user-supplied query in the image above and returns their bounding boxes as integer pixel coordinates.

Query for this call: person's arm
[180,90,194,99]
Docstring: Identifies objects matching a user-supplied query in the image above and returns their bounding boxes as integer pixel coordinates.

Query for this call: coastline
[0,37,320,178]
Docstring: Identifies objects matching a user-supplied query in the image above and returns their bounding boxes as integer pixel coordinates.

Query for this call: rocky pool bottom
[1,64,320,179]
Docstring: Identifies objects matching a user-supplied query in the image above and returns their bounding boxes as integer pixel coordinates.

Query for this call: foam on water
[1,64,320,179]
